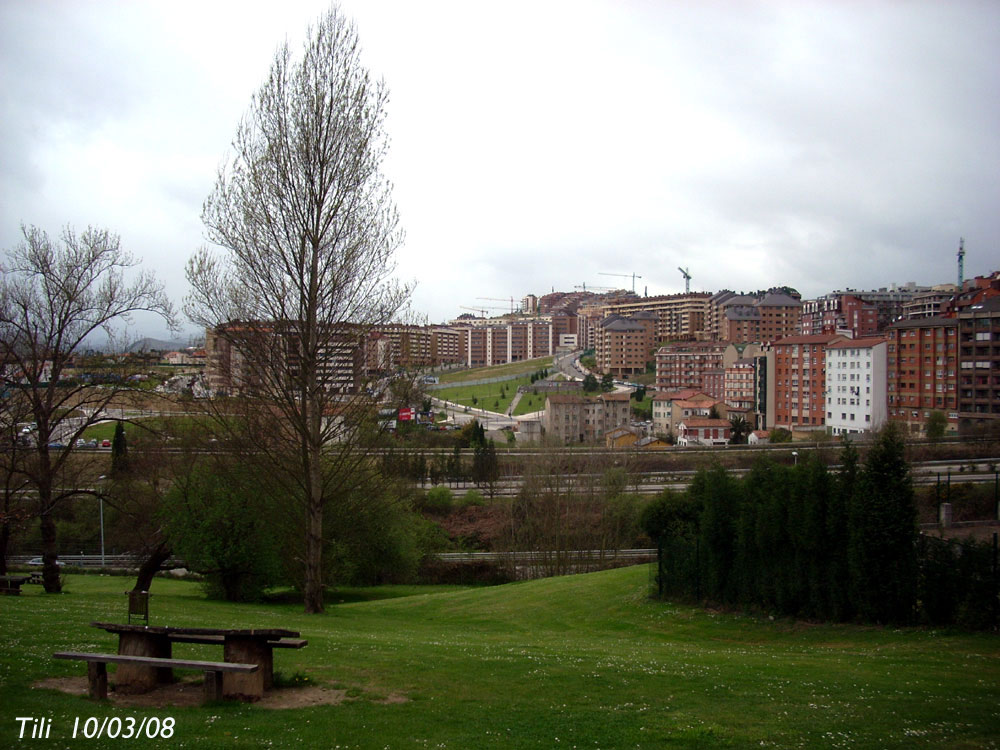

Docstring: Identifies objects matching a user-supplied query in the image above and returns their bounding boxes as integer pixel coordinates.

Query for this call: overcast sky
[2,0,998,336]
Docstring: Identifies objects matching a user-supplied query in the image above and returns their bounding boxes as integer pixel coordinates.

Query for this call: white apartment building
[825,337,887,436]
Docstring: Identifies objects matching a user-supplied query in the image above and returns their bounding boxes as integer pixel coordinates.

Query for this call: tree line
[643,425,999,628]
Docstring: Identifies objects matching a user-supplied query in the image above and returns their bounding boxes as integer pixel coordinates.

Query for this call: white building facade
[824,338,888,436]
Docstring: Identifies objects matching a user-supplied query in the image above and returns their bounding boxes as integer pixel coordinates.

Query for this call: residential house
[677,418,731,447]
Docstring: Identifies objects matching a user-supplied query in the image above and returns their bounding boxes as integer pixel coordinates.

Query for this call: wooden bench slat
[53,651,258,673]
[167,634,307,648]
[272,638,308,648]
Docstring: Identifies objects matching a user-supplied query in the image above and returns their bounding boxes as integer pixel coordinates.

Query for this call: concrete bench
[53,651,258,702]
[1,575,30,595]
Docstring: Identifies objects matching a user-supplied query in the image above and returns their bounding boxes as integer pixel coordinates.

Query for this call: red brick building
[886,316,959,434]
[772,334,845,431]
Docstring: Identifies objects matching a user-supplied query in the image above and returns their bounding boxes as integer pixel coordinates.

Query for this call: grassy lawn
[512,391,547,416]
[434,378,530,414]
[2,567,998,748]
[80,415,210,443]
[438,357,553,385]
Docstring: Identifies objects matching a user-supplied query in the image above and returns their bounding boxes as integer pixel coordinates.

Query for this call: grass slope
[438,357,553,386]
[2,567,998,748]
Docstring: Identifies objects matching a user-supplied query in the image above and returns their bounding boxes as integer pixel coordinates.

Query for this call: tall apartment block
[717,290,803,343]
[772,334,845,431]
[886,316,959,434]
[824,337,888,436]
[594,312,656,377]
[956,296,1000,430]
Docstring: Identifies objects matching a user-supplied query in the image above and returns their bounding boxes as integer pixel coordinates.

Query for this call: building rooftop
[678,418,731,428]
[888,316,958,329]
[773,334,847,346]
[758,292,803,307]
[828,337,889,349]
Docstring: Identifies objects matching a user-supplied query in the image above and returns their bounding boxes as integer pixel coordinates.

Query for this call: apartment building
[543,391,631,444]
[724,358,756,411]
[458,320,555,367]
[772,334,845,431]
[655,341,760,399]
[430,327,462,365]
[593,293,712,342]
[707,291,756,340]
[722,291,803,344]
[593,312,656,377]
[800,293,879,338]
[901,285,960,319]
[886,316,958,435]
[824,338,887,436]
[956,296,1000,431]
[205,322,364,396]
[655,342,727,394]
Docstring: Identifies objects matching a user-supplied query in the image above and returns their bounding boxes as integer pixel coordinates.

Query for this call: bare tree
[0,224,175,591]
[185,6,410,613]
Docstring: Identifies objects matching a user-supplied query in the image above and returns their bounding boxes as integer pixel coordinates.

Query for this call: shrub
[420,486,454,514]
[460,489,485,508]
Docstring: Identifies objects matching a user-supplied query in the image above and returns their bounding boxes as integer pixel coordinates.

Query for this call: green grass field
[438,357,553,385]
[434,378,531,414]
[2,567,998,748]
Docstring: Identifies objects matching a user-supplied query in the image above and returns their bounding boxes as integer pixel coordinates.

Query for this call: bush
[161,462,284,602]
[460,489,485,508]
[419,486,454,514]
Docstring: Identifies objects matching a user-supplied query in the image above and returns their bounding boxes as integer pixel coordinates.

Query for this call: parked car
[46,442,65,450]
[28,557,64,566]
[101,439,111,448]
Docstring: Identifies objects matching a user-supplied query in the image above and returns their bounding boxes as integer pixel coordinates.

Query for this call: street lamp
[791,451,798,466]
[97,475,106,567]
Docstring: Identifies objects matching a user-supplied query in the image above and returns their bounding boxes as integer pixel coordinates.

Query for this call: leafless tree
[185,6,410,613]
[0,224,175,591]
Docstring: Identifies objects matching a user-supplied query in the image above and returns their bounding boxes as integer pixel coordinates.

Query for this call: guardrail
[434,549,656,563]
[6,555,185,569]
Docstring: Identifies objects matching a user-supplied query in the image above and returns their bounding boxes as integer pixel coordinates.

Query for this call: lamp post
[97,475,106,567]
[791,451,798,466]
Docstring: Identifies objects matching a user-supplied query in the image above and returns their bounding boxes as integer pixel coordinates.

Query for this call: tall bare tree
[185,6,409,613]
[0,224,175,591]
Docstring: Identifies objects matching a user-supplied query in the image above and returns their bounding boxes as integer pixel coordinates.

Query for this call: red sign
[398,408,414,421]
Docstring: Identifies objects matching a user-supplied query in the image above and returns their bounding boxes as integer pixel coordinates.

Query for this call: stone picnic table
[90,622,303,700]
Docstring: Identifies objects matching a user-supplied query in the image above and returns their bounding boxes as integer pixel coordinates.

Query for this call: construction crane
[599,272,642,293]
[678,267,691,293]
[477,296,517,313]
[459,305,506,317]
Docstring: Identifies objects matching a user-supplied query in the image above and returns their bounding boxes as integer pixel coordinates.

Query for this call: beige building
[544,391,631,444]
[651,390,726,438]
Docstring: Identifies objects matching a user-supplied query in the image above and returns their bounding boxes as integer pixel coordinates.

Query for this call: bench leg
[204,671,223,702]
[88,662,108,700]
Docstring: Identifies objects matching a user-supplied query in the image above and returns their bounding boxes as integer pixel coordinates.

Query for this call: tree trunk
[133,541,172,592]
[0,519,9,576]
[39,511,61,593]
[303,496,324,613]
